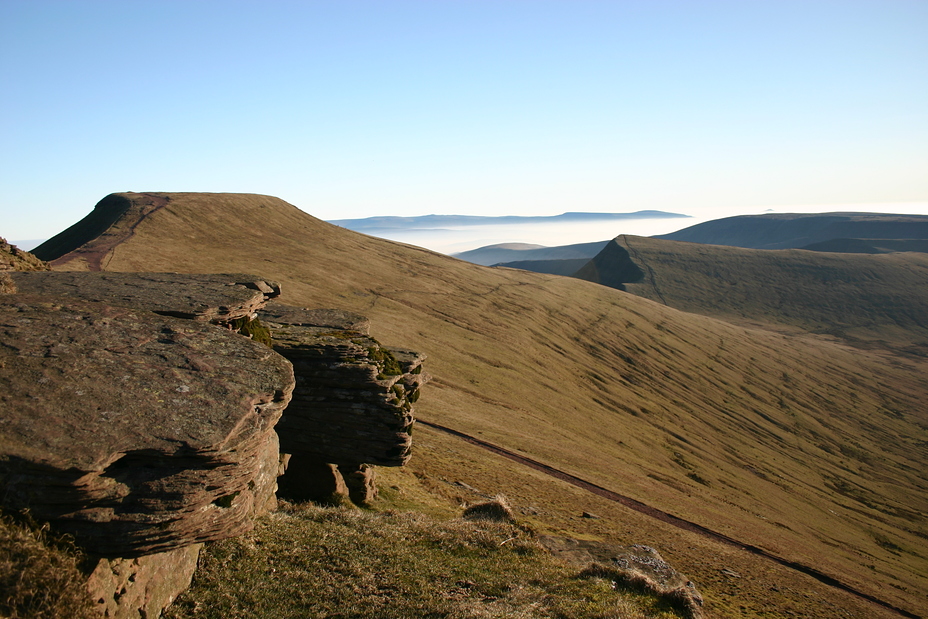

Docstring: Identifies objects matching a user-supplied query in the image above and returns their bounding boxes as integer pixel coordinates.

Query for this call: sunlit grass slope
[164,500,683,619]
[47,193,928,617]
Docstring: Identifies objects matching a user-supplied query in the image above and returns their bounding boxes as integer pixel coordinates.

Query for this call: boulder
[86,544,202,619]
[342,464,378,506]
[0,295,295,557]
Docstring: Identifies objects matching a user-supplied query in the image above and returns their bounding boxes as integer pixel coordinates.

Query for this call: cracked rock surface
[0,295,294,557]
[10,271,280,322]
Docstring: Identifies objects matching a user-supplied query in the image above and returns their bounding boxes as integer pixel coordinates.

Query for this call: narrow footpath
[418,419,920,619]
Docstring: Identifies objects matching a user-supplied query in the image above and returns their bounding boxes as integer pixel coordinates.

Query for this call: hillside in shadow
[574,235,928,357]
[38,192,928,618]
[655,212,928,250]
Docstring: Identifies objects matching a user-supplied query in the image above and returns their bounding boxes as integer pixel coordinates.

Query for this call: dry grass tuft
[0,272,14,293]
[579,563,704,619]
[0,512,96,619]
[462,494,516,523]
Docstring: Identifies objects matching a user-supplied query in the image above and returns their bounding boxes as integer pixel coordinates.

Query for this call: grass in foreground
[164,502,683,619]
[0,513,97,619]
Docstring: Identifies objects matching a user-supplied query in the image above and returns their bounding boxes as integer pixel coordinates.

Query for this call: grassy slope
[50,193,928,617]
[163,498,685,619]
[609,235,928,355]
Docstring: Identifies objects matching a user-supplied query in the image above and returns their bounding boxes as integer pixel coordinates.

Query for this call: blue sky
[2,0,927,242]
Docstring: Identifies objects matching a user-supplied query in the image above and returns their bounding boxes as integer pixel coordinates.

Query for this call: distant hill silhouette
[34,192,928,618]
[331,211,688,231]
[454,240,609,266]
[656,212,928,249]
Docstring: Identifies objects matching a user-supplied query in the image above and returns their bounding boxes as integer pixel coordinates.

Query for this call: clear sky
[2,0,927,242]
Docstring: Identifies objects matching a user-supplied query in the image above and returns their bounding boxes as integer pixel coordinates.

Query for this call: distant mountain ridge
[656,212,928,249]
[331,210,687,231]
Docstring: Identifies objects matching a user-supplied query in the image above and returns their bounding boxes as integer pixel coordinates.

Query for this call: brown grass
[579,564,703,619]
[44,192,928,617]
[0,272,14,293]
[164,500,681,619]
[0,513,96,619]
[462,495,516,523]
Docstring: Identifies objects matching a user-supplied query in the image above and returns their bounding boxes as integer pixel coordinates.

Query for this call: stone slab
[260,302,370,334]
[9,271,280,322]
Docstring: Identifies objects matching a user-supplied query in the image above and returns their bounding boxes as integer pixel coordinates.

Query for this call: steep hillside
[41,193,928,618]
[576,235,928,356]
[573,240,645,291]
[656,212,928,249]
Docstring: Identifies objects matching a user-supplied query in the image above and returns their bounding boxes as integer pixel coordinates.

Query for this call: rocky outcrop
[260,304,427,503]
[1,237,49,293]
[0,295,294,557]
[86,544,202,619]
[1,272,295,618]
[1,269,427,615]
[262,305,426,466]
[0,237,50,273]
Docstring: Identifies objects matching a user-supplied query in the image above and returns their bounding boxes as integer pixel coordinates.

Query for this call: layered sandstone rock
[0,295,294,557]
[261,305,426,468]
[260,304,427,503]
[9,271,280,322]
[86,544,202,619]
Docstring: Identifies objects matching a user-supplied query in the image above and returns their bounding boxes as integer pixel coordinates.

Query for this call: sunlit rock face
[0,274,295,557]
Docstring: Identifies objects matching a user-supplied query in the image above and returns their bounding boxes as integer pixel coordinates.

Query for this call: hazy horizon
[336,201,928,254]
[14,199,927,256]
[2,1,926,242]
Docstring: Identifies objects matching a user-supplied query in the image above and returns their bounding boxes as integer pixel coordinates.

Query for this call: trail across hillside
[418,419,921,619]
